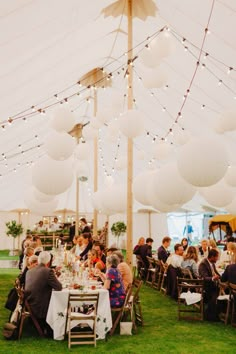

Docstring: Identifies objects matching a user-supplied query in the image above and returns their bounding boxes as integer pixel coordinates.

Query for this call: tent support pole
[126,0,133,267]
[75,178,79,236]
[93,89,98,237]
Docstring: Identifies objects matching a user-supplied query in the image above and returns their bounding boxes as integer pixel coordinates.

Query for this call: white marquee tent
[0,0,236,251]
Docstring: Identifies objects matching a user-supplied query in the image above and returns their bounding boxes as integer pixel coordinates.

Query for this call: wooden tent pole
[126,0,133,267]
[75,178,79,236]
[93,89,98,237]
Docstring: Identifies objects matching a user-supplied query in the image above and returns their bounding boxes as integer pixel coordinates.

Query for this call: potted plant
[5,220,24,256]
[111,221,127,248]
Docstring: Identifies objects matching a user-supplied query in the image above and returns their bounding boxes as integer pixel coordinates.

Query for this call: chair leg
[18,314,25,340]
[110,311,122,336]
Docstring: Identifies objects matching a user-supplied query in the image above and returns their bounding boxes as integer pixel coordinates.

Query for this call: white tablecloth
[46,288,112,340]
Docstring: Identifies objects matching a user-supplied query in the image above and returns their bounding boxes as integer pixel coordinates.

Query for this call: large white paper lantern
[119,109,145,138]
[25,193,58,214]
[32,156,74,195]
[215,111,236,133]
[142,66,168,89]
[102,184,126,213]
[152,163,196,205]
[33,188,55,203]
[225,197,236,214]
[151,199,180,213]
[133,170,155,205]
[177,136,228,187]
[200,180,235,207]
[151,141,173,160]
[44,131,76,160]
[75,143,90,160]
[50,107,75,132]
[140,32,175,68]
[224,166,236,187]
[75,160,89,181]
[82,125,97,141]
[172,129,192,146]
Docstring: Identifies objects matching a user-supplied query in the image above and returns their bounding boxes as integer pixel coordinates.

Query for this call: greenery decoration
[111,221,126,248]
[5,220,24,252]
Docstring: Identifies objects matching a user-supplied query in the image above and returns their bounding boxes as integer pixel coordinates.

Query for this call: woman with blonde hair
[133,236,145,253]
[181,246,199,278]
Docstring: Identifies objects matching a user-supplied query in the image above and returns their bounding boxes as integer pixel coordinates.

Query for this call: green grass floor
[0,250,19,260]
[0,268,235,354]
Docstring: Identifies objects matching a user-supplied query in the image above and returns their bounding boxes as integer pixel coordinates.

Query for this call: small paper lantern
[177,135,229,187]
[102,184,126,213]
[215,111,236,133]
[151,141,173,160]
[33,188,55,203]
[50,107,75,132]
[200,180,235,207]
[225,197,236,214]
[32,156,74,195]
[119,109,145,138]
[142,66,168,89]
[44,131,76,160]
[224,166,236,187]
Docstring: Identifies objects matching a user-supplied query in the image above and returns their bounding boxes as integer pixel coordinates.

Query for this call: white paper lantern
[142,66,168,89]
[119,109,145,138]
[25,194,58,214]
[177,136,229,187]
[50,107,75,132]
[32,156,74,195]
[102,184,126,213]
[82,125,97,141]
[33,188,55,203]
[200,180,235,207]
[216,111,236,133]
[225,196,236,214]
[151,141,173,160]
[75,143,90,160]
[224,166,236,187]
[97,108,113,124]
[140,32,175,68]
[44,131,76,160]
[133,171,155,206]
[172,129,192,146]
[151,199,180,213]
[107,119,120,136]
[152,163,196,205]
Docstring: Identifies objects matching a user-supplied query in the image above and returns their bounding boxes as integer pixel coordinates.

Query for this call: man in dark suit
[157,236,171,263]
[134,237,153,277]
[69,221,76,242]
[25,251,62,334]
[221,263,236,284]
[198,249,220,321]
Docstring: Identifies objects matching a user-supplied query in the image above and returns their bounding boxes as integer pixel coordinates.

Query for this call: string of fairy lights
[1,2,235,184]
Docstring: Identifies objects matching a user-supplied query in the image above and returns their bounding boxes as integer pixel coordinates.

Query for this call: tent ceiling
[0,0,235,213]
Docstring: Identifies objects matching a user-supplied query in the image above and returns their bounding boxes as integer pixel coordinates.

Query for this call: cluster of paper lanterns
[25,107,77,214]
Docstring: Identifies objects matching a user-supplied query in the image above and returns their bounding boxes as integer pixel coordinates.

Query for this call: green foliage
[111,221,126,237]
[5,220,24,239]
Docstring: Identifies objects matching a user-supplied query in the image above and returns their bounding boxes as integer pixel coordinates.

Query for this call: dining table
[46,287,112,340]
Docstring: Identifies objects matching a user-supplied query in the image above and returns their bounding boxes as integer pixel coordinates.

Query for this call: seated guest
[134,237,154,277]
[167,243,184,268]
[181,238,189,253]
[25,251,62,333]
[198,249,220,321]
[77,233,93,261]
[113,250,133,291]
[221,261,236,284]
[198,239,210,259]
[19,255,38,287]
[103,254,126,308]
[158,236,171,263]
[106,247,118,256]
[209,239,220,256]
[22,247,35,272]
[86,249,106,272]
[220,242,236,265]
[181,246,199,278]
[19,234,33,270]
[133,237,145,253]
[72,235,84,257]
[32,235,43,255]
[79,217,91,233]
[93,242,106,265]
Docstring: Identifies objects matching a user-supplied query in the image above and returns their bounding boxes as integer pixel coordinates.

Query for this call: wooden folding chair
[146,256,156,287]
[217,281,230,325]
[160,261,168,295]
[180,268,193,279]
[131,279,144,326]
[136,255,146,280]
[17,285,44,339]
[229,283,236,327]
[177,277,204,321]
[110,283,133,336]
[65,292,99,348]
[152,259,162,290]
